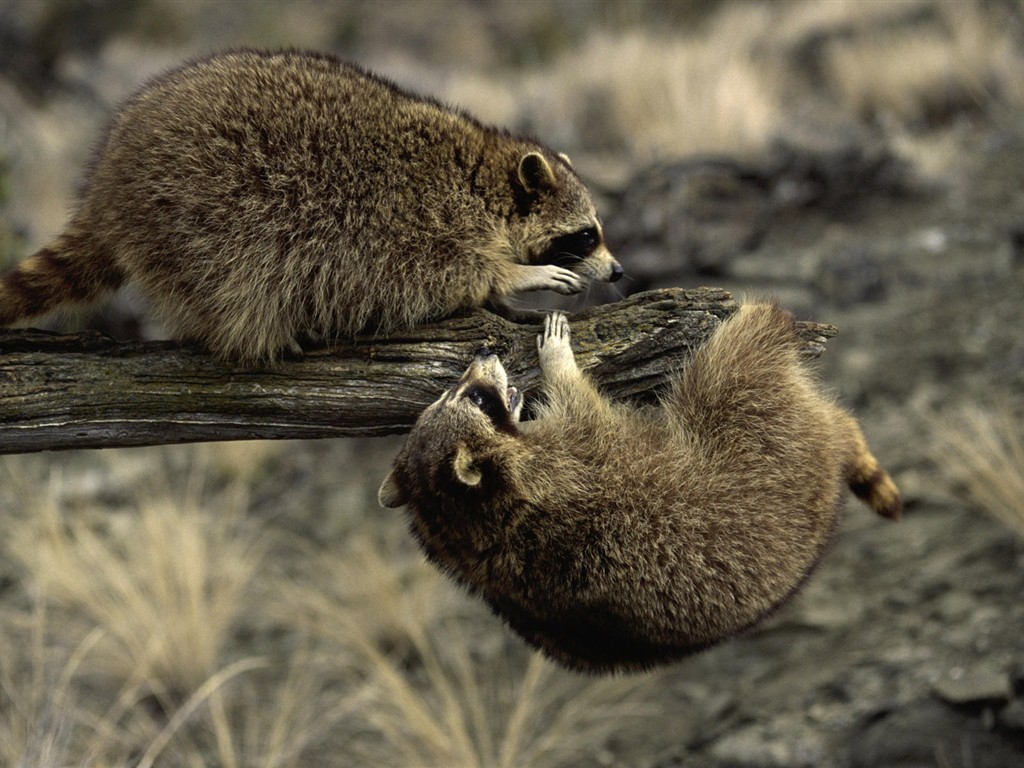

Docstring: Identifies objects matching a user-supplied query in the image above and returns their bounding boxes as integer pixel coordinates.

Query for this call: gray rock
[932,665,1013,706]
[998,698,1024,731]
[709,722,825,768]
[850,699,1022,768]
[814,246,888,308]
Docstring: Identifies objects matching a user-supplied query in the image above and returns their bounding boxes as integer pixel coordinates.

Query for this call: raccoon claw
[283,337,305,361]
[545,265,586,296]
[539,311,570,345]
[511,264,586,296]
[537,312,575,374]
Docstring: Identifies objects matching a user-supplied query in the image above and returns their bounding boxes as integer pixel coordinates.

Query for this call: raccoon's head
[378,348,524,511]
[512,151,623,284]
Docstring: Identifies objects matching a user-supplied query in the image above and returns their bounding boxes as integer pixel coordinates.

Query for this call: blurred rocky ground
[1,1,1023,766]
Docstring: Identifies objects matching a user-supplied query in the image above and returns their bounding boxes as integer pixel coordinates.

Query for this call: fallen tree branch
[0,287,836,454]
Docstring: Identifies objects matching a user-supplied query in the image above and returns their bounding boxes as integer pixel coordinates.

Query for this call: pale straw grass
[0,588,167,768]
[0,599,85,768]
[1,447,356,767]
[9,468,267,700]
[280,535,658,768]
[932,402,1024,537]
[445,0,1024,167]
[821,2,1024,124]
[449,4,785,163]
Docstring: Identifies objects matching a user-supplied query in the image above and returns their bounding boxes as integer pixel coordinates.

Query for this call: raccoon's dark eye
[464,386,505,420]
[544,227,600,265]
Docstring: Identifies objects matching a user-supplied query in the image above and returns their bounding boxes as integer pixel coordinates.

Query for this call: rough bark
[0,287,836,454]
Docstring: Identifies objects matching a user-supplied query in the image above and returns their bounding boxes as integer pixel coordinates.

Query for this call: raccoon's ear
[378,471,408,508]
[518,152,557,194]
[453,443,483,487]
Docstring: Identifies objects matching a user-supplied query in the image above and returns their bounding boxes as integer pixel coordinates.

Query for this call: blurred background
[1,1,1023,766]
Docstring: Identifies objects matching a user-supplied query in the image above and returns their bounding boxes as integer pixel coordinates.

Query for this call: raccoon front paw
[511,264,586,295]
[543,265,587,295]
[537,311,576,375]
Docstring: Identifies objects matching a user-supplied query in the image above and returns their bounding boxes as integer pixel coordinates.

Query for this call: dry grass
[0,600,79,768]
[447,3,787,163]
[9,468,267,699]
[0,449,663,768]
[0,585,171,768]
[931,402,1024,537]
[0,450,360,767]
[440,0,1024,170]
[0,597,348,767]
[820,2,1024,125]
[190,652,361,768]
[281,536,659,768]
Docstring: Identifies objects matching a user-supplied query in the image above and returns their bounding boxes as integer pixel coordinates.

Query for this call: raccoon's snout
[609,262,624,282]
[462,349,509,393]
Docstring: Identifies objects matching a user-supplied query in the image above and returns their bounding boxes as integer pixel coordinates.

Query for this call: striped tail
[0,235,124,326]
[845,418,903,520]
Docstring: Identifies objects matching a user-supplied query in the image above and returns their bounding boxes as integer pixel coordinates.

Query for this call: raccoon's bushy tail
[0,234,124,326]
[843,415,903,520]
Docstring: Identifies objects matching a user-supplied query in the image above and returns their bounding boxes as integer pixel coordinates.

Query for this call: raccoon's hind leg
[667,302,803,425]
[677,301,903,520]
[667,299,827,456]
[535,312,610,419]
[841,412,903,520]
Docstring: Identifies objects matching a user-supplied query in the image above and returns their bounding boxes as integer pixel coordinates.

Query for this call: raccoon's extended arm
[536,312,612,420]
[505,264,586,296]
[486,266,588,324]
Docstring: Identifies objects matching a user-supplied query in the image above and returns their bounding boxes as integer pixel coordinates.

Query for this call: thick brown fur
[0,50,620,364]
[379,304,902,673]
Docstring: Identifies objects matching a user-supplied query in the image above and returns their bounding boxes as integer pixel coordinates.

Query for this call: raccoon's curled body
[0,50,620,364]
[379,304,902,673]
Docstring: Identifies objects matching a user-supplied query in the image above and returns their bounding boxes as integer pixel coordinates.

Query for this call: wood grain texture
[0,288,836,454]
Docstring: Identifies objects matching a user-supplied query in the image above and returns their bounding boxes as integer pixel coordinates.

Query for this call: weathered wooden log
[0,287,836,454]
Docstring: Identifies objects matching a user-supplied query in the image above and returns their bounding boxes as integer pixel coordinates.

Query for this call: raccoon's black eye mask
[463,384,520,435]
[543,227,600,266]
[464,385,506,421]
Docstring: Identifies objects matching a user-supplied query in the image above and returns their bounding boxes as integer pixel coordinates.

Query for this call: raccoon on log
[0,50,621,364]
[379,305,902,673]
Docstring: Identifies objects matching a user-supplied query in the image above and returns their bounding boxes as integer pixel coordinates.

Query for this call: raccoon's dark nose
[609,262,624,282]
[474,346,495,359]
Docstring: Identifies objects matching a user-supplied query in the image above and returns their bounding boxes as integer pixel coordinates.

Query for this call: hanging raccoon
[380,306,902,673]
[0,49,621,364]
